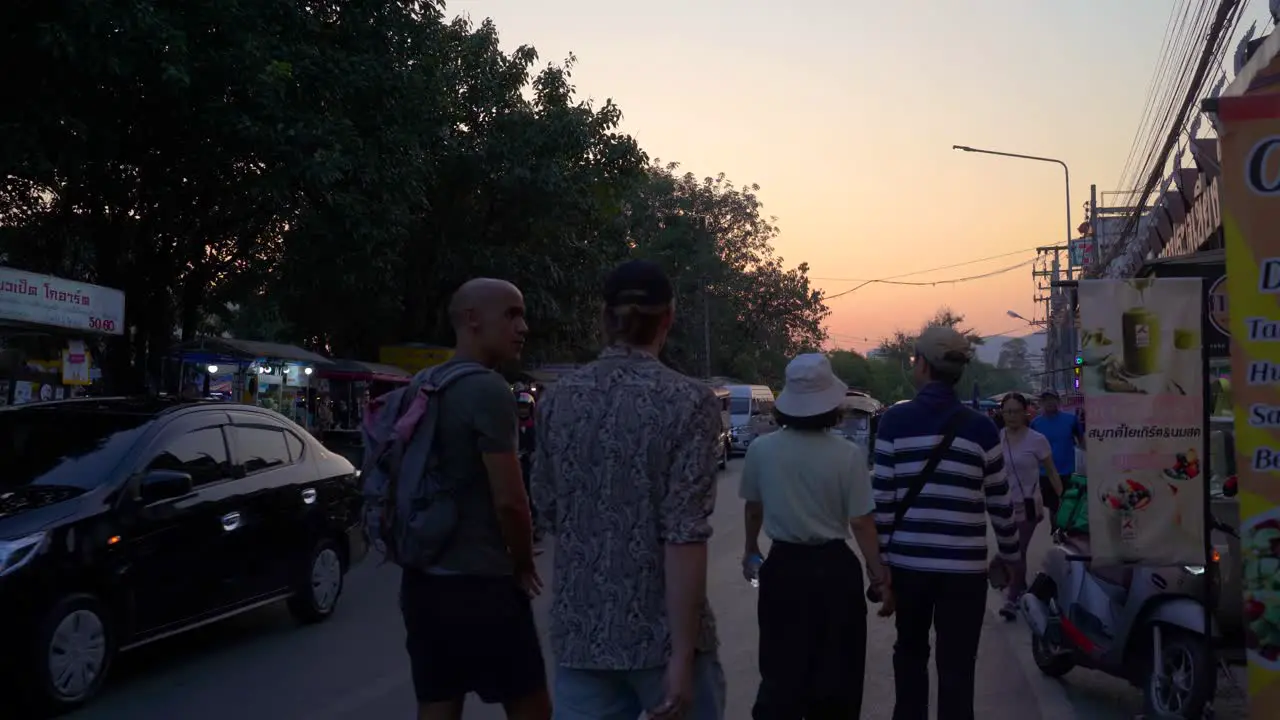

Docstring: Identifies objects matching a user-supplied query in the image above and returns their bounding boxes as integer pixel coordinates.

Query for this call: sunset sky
[454,0,1271,354]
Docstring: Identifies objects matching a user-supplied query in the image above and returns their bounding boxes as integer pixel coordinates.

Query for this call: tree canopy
[0,2,828,388]
[829,307,1028,404]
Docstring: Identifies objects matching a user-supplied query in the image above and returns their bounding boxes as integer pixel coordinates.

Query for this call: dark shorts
[400,569,547,704]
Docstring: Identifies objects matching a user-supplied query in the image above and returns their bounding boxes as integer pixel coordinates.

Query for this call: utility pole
[1032,244,1068,393]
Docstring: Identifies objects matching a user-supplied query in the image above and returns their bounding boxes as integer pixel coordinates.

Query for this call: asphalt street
[68,459,1247,719]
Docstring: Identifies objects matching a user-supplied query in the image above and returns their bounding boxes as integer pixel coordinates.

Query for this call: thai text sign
[0,267,125,335]
[1078,278,1205,567]
[1218,93,1280,709]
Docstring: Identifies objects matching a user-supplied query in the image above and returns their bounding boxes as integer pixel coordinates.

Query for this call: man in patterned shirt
[531,259,726,720]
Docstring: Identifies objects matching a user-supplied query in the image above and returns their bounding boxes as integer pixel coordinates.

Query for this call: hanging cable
[823,259,1034,301]
[810,244,1041,283]
[1102,0,1242,270]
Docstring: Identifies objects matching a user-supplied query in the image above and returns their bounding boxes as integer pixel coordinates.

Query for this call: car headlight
[0,532,47,577]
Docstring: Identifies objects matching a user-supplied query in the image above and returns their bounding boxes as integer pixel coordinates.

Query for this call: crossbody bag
[867,409,965,602]
[1002,431,1039,522]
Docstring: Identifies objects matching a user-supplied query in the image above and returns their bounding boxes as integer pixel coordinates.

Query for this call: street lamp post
[955,144,1075,393]
[952,145,1072,252]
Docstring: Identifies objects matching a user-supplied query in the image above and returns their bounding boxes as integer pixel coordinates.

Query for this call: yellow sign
[378,345,453,374]
[1219,92,1280,710]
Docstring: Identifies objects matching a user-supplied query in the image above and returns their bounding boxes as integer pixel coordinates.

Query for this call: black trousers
[891,568,987,720]
[753,540,867,720]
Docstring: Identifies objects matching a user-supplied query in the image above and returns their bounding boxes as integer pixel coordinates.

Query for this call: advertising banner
[0,266,125,335]
[1218,92,1280,708]
[1078,278,1205,567]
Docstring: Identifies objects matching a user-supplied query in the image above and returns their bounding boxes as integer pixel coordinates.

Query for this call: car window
[730,397,750,415]
[145,427,231,487]
[234,426,292,474]
[0,409,153,491]
[284,431,305,462]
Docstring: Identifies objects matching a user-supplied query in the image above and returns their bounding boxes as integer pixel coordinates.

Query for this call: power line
[1104,0,1242,270]
[823,259,1035,301]
[810,245,1042,283]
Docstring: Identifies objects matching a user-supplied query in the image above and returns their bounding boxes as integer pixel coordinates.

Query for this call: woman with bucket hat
[740,353,888,718]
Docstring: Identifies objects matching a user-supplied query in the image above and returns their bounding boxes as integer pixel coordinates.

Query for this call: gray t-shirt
[428,362,518,576]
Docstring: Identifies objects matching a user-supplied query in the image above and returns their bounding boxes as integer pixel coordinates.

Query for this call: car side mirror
[139,470,194,504]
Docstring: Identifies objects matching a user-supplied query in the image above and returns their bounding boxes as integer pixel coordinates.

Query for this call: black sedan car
[0,397,366,715]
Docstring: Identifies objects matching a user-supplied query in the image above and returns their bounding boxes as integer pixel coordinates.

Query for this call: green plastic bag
[1056,474,1089,534]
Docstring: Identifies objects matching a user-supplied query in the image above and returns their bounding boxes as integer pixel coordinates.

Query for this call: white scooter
[1020,522,1226,717]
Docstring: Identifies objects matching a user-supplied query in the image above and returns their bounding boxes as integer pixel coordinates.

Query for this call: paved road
[69,459,1245,719]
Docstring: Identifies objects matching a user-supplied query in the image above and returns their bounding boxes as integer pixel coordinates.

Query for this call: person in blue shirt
[1029,390,1081,530]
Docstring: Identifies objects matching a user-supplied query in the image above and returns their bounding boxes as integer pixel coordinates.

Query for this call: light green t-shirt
[739,428,874,544]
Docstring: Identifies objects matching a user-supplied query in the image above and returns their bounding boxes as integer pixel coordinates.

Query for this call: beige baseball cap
[915,325,974,374]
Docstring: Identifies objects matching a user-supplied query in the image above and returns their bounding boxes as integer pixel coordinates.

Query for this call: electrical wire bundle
[1100,0,1252,273]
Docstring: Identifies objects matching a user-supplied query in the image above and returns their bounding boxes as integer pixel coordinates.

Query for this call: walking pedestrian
[530,259,725,720]
[398,278,550,720]
[872,325,1021,720]
[740,353,888,719]
[1030,389,1081,531]
[995,392,1062,621]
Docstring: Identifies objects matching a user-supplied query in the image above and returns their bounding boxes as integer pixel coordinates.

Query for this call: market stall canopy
[318,358,412,384]
[171,337,333,365]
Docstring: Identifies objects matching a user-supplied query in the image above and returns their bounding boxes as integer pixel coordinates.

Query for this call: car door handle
[220,512,242,532]
[301,488,317,505]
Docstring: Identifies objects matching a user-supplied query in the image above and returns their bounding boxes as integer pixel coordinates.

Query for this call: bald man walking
[399,278,550,720]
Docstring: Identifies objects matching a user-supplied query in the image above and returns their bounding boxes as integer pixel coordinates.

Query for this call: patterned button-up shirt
[531,345,721,670]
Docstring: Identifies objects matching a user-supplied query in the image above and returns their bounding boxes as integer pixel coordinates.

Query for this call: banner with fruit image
[1217,92,1280,706]
[1078,278,1205,568]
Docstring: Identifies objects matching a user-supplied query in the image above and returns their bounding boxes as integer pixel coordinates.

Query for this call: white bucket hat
[774,353,848,418]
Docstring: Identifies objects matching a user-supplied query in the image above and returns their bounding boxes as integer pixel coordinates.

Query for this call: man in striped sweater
[872,325,1020,720]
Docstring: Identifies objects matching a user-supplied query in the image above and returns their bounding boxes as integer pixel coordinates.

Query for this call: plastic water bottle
[746,553,764,588]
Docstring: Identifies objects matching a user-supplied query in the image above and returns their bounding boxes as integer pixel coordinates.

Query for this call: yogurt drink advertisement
[1218,92,1280,709]
[1078,278,1205,568]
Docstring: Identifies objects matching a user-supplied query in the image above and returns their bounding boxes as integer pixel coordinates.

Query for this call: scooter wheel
[1143,629,1211,718]
[1030,631,1075,678]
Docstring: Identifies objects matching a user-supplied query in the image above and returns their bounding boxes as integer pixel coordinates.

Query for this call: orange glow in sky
[453,0,1268,351]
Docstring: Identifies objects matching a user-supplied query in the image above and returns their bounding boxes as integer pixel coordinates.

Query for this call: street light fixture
[952,145,1072,248]
[1007,310,1048,326]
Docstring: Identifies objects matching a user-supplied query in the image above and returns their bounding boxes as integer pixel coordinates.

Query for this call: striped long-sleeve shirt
[872,382,1020,574]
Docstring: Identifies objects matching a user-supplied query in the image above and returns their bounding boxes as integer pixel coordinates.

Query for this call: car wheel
[27,593,115,714]
[287,537,345,624]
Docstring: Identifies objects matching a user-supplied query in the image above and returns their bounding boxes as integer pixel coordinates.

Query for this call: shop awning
[171,337,333,365]
[317,358,413,384]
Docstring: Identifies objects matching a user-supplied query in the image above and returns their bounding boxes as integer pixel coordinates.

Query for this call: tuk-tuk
[836,391,884,464]
[711,385,731,468]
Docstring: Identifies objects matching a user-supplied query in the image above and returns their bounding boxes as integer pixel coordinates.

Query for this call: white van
[726,384,777,454]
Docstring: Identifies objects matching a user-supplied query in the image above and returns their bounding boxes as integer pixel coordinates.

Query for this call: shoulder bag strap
[885,409,967,548]
[1002,431,1028,504]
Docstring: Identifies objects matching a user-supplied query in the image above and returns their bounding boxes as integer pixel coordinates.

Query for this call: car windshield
[0,408,153,490]
[731,397,751,415]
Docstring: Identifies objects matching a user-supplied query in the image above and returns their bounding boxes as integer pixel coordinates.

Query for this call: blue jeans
[552,653,726,720]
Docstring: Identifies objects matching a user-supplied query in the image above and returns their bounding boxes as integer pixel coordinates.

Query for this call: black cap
[603,259,674,308]
[1040,389,1060,399]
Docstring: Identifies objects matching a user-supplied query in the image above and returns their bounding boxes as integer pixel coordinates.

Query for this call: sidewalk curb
[984,590,1081,720]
